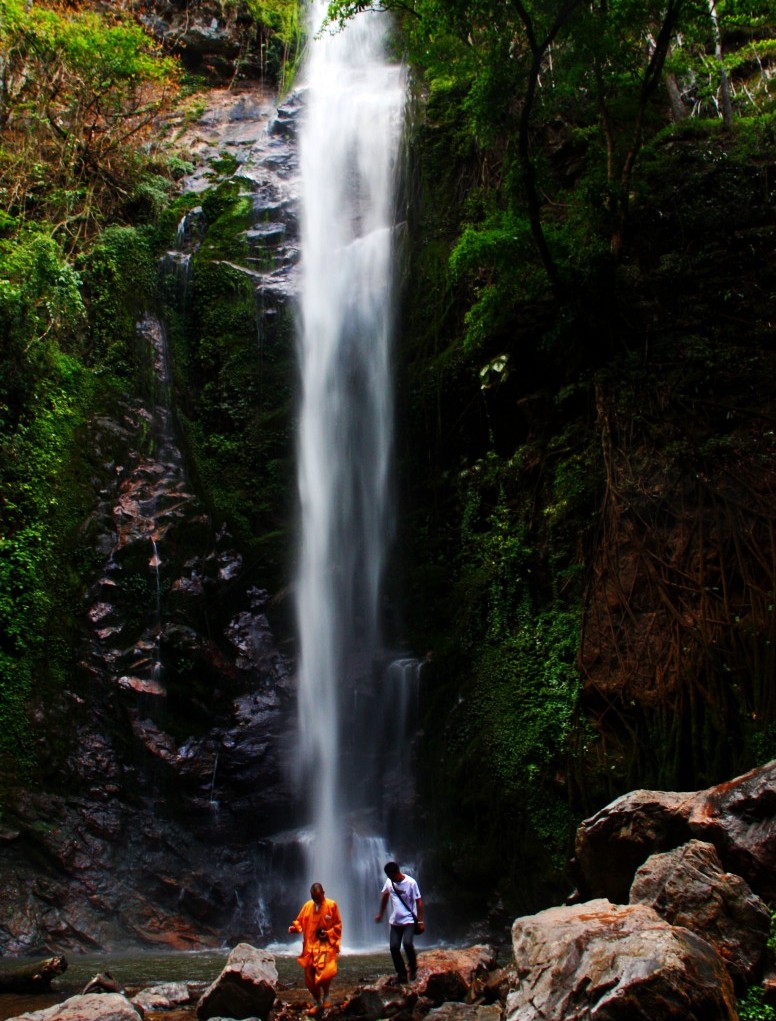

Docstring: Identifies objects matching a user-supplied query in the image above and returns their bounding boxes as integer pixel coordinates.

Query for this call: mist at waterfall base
[261,3,419,951]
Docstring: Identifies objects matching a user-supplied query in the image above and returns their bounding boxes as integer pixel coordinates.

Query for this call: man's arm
[374,890,390,921]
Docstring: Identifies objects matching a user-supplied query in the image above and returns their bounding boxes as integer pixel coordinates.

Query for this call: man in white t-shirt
[374,860,425,983]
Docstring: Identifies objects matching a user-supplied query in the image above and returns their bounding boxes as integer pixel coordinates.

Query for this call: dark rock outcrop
[0,86,303,956]
[341,948,500,1021]
[138,0,263,82]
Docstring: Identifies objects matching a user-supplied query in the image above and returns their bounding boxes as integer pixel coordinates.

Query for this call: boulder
[131,982,196,1010]
[8,993,142,1021]
[687,759,776,902]
[196,943,277,1021]
[573,789,694,902]
[629,839,770,988]
[343,989,385,1021]
[507,899,737,1021]
[573,758,776,904]
[416,946,497,1006]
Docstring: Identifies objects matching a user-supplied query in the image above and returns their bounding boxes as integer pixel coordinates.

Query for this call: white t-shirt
[381,874,422,926]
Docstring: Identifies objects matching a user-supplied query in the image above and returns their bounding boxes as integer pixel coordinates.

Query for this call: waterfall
[294,1,407,946]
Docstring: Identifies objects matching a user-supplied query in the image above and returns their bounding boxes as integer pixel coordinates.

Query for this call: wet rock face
[0,90,304,956]
[137,0,260,82]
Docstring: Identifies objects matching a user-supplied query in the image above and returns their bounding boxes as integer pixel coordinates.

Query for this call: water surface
[0,949,395,1020]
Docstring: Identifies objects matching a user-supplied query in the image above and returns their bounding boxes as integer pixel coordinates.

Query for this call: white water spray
[295,1,406,945]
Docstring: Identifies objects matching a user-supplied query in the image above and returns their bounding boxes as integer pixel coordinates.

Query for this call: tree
[0,0,179,244]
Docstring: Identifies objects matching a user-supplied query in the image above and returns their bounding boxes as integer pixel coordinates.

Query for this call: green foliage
[414,445,592,907]
[0,346,113,772]
[0,0,180,241]
[242,0,301,45]
[470,609,581,790]
[163,180,296,579]
[0,225,86,429]
[738,987,776,1021]
[77,225,157,378]
[219,0,303,87]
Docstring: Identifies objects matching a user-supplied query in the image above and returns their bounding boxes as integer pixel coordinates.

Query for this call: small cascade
[160,207,203,308]
[150,537,163,685]
[253,894,272,941]
[347,833,391,949]
[209,750,220,809]
[347,656,422,845]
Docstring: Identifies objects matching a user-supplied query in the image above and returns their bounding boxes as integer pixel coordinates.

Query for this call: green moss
[0,346,123,781]
[161,179,296,582]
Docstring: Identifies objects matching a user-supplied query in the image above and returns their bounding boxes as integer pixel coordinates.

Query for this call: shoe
[409,971,417,982]
[322,1002,332,1010]
[387,975,407,986]
[306,1006,322,1017]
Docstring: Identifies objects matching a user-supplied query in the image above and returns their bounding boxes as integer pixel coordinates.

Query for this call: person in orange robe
[288,882,342,1015]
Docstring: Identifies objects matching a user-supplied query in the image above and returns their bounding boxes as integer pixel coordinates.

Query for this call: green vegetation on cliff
[162,179,296,581]
[0,0,301,783]
[323,0,776,911]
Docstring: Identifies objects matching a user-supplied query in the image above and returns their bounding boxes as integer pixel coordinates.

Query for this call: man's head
[384,861,400,879]
[310,882,325,903]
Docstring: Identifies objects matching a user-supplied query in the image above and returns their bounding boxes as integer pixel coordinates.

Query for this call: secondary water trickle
[294,1,407,946]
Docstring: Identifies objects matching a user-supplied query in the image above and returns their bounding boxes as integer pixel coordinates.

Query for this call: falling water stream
[295,1,407,946]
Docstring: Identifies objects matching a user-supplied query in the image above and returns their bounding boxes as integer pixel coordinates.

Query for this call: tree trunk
[707,0,733,128]
[666,72,689,121]
[0,956,68,993]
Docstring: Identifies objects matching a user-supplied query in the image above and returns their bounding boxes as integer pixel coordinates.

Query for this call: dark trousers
[389,923,417,979]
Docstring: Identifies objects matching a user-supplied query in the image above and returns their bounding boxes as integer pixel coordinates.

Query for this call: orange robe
[290,897,342,984]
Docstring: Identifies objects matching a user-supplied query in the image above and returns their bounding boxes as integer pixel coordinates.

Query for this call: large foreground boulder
[573,758,776,903]
[507,899,737,1021]
[629,838,770,989]
[8,993,142,1021]
[196,943,277,1021]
